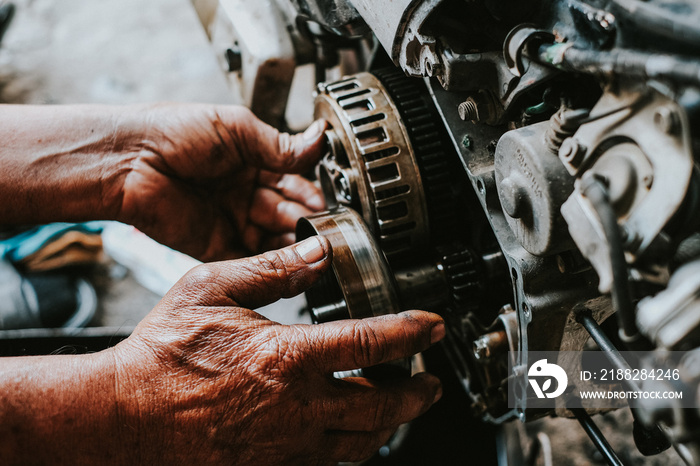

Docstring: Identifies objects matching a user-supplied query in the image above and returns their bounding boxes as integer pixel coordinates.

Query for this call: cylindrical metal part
[312,299,349,323]
[297,207,400,321]
[473,330,509,361]
[394,261,449,313]
[570,406,624,466]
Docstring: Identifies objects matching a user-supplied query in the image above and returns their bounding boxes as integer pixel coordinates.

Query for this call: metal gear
[373,68,464,245]
[314,73,430,260]
[437,245,482,312]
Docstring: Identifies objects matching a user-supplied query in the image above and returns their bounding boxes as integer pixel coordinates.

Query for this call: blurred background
[0,0,234,105]
[0,0,310,333]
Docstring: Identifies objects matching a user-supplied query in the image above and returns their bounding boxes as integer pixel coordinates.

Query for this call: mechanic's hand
[112,236,444,465]
[118,104,327,261]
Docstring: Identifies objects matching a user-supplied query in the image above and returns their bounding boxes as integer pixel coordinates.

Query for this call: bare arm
[0,352,134,464]
[0,104,138,224]
[0,103,327,259]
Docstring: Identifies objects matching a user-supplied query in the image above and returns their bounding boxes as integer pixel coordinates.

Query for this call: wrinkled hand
[119,104,327,261]
[112,236,444,465]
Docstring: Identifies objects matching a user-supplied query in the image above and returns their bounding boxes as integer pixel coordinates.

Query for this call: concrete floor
[0,0,236,105]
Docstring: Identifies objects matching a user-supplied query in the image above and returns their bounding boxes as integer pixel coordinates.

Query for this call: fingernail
[303,119,325,143]
[295,236,326,264]
[433,385,443,404]
[430,322,445,344]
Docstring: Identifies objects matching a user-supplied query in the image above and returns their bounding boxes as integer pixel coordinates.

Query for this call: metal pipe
[570,406,625,466]
[576,310,640,393]
[576,310,672,455]
[535,43,700,86]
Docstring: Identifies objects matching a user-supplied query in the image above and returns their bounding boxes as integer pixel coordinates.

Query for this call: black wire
[576,311,673,456]
[576,311,640,392]
[580,176,640,343]
[535,45,700,86]
[570,405,625,466]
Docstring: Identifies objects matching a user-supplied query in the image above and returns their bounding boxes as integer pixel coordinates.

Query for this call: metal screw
[473,331,508,361]
[458,99,479,121]
[559,138,586,166]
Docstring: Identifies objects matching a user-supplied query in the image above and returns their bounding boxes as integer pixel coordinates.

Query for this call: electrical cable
[580,176,640,343]
[569,404,625,466]
[535,44,700,86]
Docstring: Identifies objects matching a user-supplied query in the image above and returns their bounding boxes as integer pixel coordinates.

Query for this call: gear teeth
[438,246,481,311]
[373,68,463,244]
[320,73,429,260]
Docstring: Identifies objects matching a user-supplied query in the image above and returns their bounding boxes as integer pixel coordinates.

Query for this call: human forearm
[0,103,327,260]
[0,104,145,224]
[0,350,134,465]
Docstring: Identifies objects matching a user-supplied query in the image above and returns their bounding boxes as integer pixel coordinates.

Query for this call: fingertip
[307,192,326,211]
[412,372,443,405]
[302,119,327,143]
[430,322,445,344]
[395,311,445,342]
[297,120,329,163]
[396,309,443,322]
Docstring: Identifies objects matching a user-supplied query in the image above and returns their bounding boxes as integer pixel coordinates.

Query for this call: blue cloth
[0,222,105,262]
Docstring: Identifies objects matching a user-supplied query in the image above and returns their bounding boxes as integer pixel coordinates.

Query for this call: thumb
[165,236,332,309]
[232,108,328,173]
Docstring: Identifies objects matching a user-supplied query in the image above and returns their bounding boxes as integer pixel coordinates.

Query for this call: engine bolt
[458,99,479,121]
[473,330,508,361]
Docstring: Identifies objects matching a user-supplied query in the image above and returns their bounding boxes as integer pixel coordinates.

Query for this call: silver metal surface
[561,88,693,293]
[297,207,400,321]
[315,73,430,258]
[349,0,414,58]
[494,120,575,256]
[637,259,700,349]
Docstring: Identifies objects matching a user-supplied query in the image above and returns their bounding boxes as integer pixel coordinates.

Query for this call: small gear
[437,245,482,312]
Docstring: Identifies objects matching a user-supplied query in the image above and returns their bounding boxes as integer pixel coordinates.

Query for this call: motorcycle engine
[199,0,700,463]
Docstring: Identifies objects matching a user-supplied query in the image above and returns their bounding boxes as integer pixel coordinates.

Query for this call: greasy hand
[119,104,327,261]
[112,236,444,465]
